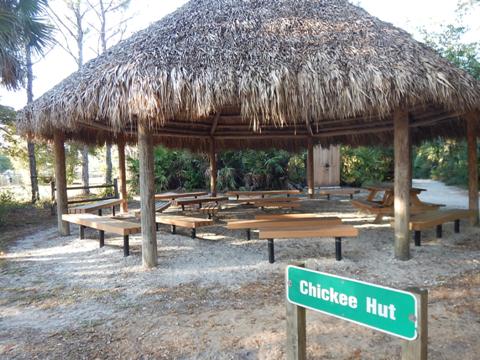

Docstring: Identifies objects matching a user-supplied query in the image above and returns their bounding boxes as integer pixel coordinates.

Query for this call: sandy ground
[0,181,479,359]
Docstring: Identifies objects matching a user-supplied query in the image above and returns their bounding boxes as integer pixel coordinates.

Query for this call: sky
[1,0,478,110]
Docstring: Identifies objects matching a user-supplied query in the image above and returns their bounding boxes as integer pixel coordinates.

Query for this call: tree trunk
[25,45,39,203]
[81,145,90,195]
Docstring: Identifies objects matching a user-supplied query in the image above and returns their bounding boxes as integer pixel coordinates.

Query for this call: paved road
[413,179,475,209]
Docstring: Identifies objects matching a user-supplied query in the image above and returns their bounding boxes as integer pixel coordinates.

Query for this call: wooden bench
[62,214,140,256]
[174,196,228,211]
[155,215,213,238]
[226,189,301,200]
[408,209,474,246]
[134,201,172,217]
[351,199,443,222]
[236,197,300,209]
[227,217,342,240]
[68,198,125,216]
[318,187,360,200]
[155,191,208,201]
[258,225,359,263]
[199,203,219,218]
[255,213,335,220]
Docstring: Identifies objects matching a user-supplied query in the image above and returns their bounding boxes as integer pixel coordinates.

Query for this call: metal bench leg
[191,228,196,239]
[156,223,159,231]
[436,225,443,239]
[112,206,115,216]
[99,230,105,248]
[246,229,251,241]
[98,209,102,216]
[335,237,342,261]
[171,225,176,234]
[79,225,85,240]
[454,219,460,233]
[123,235,129,257]
[414,231,421,246]
[268,239,275,263]
[181,205,185,211]
[350,194,353,199]
[327,194,331,201]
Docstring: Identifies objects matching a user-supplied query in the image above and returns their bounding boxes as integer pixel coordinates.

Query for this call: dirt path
[0,182,479,359]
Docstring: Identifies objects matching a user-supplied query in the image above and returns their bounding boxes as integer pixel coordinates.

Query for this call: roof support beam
[117,139,128,214]
[307,137,315,199]
[53,130,70,236]
[209,137,217,196]
[393,109,411,261]
[210,113,221,136]
[466,111,479,225]
[138,121,158,268]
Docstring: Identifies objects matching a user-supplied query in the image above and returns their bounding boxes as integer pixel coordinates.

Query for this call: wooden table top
[365,185,426,193]
[154,191,208,200]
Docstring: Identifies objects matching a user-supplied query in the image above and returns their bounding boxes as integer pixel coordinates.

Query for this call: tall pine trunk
[26,46,39,203]
[99,1,113,185]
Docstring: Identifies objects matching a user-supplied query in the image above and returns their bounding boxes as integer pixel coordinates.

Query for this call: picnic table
[68,198,124,216]
[174,196,228,210]
[226,190,301,200]
[352,185,443,222]
[154,191,208,201]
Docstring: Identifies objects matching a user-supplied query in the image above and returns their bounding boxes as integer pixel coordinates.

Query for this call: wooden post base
[123,235,129,257]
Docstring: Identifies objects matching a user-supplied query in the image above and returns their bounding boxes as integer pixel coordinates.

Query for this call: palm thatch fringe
[17,0,480,150]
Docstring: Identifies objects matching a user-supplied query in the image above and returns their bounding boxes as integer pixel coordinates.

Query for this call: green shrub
[0,190,18,226]
[341,146,394,186]
[127,146,308,194]
[413,139,479,187]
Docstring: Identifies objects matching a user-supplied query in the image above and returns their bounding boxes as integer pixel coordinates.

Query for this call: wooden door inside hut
[314,146,341,187]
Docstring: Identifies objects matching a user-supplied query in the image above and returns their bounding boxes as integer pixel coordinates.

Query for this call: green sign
[286,266,418,340]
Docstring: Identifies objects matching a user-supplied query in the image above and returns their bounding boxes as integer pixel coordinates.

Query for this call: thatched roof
[18,0,480,151]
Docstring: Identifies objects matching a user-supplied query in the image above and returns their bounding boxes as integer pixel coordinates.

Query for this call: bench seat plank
[155,215,213,228]
[259,225,358,239]
[68,198,124,214]
[226,190,301,198]
[257,224,358,263]
[227,217,341,230]
[155,191,208,200]
[255,213,336,220]
[62,214,141,235]
[409,209,474,230]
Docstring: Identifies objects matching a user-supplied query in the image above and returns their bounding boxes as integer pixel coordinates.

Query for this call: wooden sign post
[286,264,428,359]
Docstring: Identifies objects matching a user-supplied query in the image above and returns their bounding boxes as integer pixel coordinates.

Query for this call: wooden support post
[138,120,158,268]
[394,110,411,261]
[307,137,314,199]
[402,288,428,360]
[53,131,70,236]
[209,137,217,196]
[286,262,306,360]
[118,140,129,213]
[466,112,479,225]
